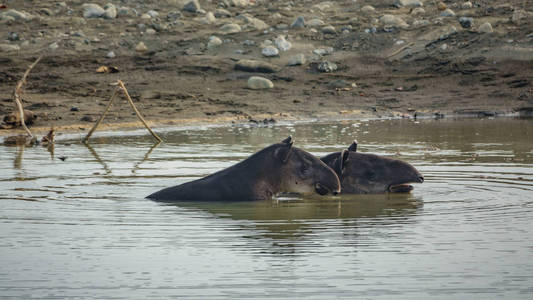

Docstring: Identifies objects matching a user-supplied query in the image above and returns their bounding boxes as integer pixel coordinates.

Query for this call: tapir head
[321,141,424,194]
[274,136,341,196]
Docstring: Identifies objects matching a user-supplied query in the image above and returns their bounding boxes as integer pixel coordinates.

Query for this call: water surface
[1,118,532,299]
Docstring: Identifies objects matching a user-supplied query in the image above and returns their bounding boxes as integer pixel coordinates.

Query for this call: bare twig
[117,80,162,143]
[83,88,120,143]
[13,55,43,137]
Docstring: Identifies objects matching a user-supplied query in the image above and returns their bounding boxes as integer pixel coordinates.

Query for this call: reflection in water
[0,117,532,299]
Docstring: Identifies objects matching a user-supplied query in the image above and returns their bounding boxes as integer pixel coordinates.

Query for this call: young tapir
[147,136,341,201]
[321,141,424,194]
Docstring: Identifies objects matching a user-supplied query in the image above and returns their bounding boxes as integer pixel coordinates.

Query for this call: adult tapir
[147,136,341,201]
[321,141,424,194]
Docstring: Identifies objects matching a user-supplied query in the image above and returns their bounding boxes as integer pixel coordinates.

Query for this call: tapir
[147,136,341,201]
[321,141,424,194]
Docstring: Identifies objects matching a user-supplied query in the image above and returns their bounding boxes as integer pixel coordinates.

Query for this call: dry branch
[13,55,43,137]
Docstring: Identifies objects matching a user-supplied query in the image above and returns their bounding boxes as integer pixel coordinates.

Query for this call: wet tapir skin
[147,136,341,201]
[321,141,424,194]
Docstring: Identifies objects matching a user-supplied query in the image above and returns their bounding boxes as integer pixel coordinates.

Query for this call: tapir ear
[348,140,358,152]
[276,136,293,163]
[339,149,349,173]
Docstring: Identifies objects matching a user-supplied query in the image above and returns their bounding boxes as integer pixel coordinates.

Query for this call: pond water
[1,118,532,299]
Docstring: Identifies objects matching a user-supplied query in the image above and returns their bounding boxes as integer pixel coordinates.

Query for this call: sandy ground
[1,0,532,138]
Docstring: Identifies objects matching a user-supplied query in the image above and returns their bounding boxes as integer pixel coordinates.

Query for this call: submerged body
[321,141,424,194]
[147,137,340,201]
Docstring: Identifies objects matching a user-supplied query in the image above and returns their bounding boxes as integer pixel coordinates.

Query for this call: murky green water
[1,118,532,299]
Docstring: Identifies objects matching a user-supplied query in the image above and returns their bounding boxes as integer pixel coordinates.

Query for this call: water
[1,118,532,299]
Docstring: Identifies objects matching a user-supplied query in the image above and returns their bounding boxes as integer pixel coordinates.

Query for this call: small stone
[307,18,325,27]
[361,5,375,14]
[243,40,255,46]
[321,25,336,34]
[145,28,156,35]
[411,7,426,15]
[70,107,79,112]
[40,8,53,16]
[394,0,424,8]
[7,32,19,41]
[183,0,201,13]
[117,7,132,17]
[207,36,222,49]
[229,0,250,7]
[261,45,279,57]
[290,16,305,28]
[82,4,105,18]
[437,2,447,10]
[380,14,408,29]
[287,54,306,66]
[512,9,529,25]
[147,10,159,18]
[313,47,334,56]
[167,11,182,21]
[439,43,448,51]
[49,42,59,50]
[0,44,20,52]
[317,61,337,72]
[140,13,151,19]
[274,35,291,51]
[214,8,232,18]
[202,12,216,24]
[247,76,274,90]
[328,79,350,89]
[106,51,115,58]
[235,59,279,73]
[459,17,473,29]
[461,1,473,9]
[135,41,147,52]
[478,22,493,33]
[81,115,95,122]
[102,3,117,19]
[220,23,241,34]
[441,9,455,17]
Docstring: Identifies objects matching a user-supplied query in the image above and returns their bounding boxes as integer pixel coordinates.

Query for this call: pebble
[220,23,241,34]
[380,14,408,29]
[207,36,222,49]
[287,54,306,66]
[214,8,232,18]
[135,41,148,52]
[40,8,53,16]
[147,10,159,18]
[235,59,279,73]
[262,46,279,57]
[145,28,156,35]
[167,11,182,21]
[202,12,216,24]
[317,61,337,72]
[440,9,455,17]
[478,22,493,33]
[411,7,425,15]
[102,3,117,19]
[70,107,79,112]
[243,40,255,46]
[183,0,201,13]
[106,51,115,58]
[82,4,105,18]
[290,16,305,28]
[274,35,291,51]
[81,115,95,122]
[461,1,473,9]
[307,18,325,27]
[313,47,334,56]
[394,0,424,8]
[140,13,151,19]
[228,0,250,7]
[0,44,20,52]
[247,76,274,90]
[117,7,132,17]
[321,25,336,34]
[361,5,375,14]
[7,32,19,41]
[459,17,473,29]
[439,44,448,51]
[49,42,59,50]
[437,2,447,10]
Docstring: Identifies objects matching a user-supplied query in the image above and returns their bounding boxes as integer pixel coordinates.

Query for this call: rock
[247,76,273,89]
[235,59,279,73]
[214,9,232,18]
[0,44,20,52]
[440,9,455,17]
[317,61,337,72]
[220,23,241,34]
[361,5,375,14]
[147,10,159,18]
[394,0,424,8]
[202,12,216,24]
[411,7,426,15]
[313,47,334,56]
[461,1,473,9]
[82,4,105,18]
[321,25,336,34]
[287,54,306,66]
[141,13,151,19]
[307,18,325,27]
[439,43,448,51]
[243,40,255,46]
[106,51,115,58]
[512,9,529,25]
[237,14,269,30]
[380,14,408,29]
[437,2,446,10]
[183,0,201,13]
[146,28,156,35]
[412,19,430,27]
[81,115,95,122]
[290,16,305,28]
[261,45,279,57]
[328,79,350,89]
[207,36,222,49]
[70,107,79,112]
[7,32,19,41]
[228,0,250,7]
[40,8,53,16]
[135,41,148,52]
[478,22,493,33]
[3,9,29,21]
[102,3,117,19]
[459,17,473,29]
[274,35,291,51]
[49,42,59,50]
[167,11,182,21]
[117,7,132,17]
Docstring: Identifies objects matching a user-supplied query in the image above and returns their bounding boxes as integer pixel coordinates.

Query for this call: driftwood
[12,55,43,138]
[83,80,163,143]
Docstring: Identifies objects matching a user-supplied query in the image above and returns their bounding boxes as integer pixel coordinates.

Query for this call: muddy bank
[1,0,533,137]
